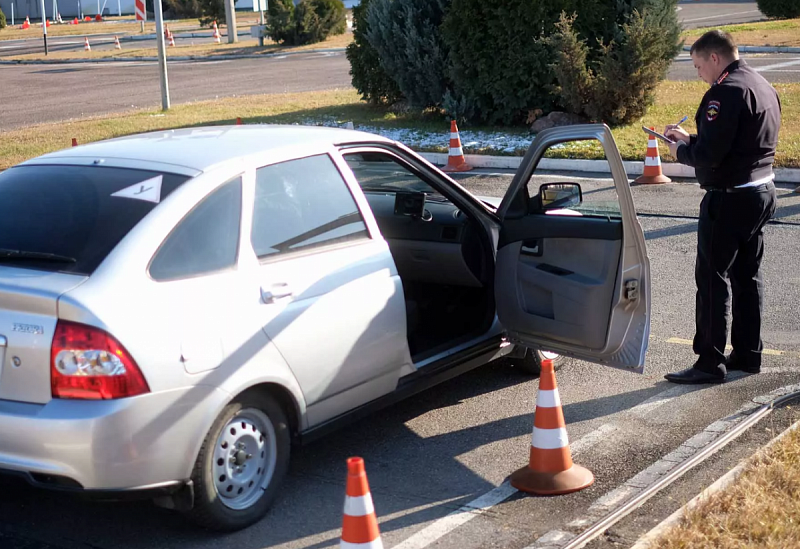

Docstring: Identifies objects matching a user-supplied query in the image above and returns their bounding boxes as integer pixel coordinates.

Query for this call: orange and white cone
[634,128,671,184]
[340,457,383,549]
[442,120,472,173]
[22,16,30,29]
[168,32,176,47]
[114,36,122,49]
[212,21,221,44]
[510,359,594,495]
[84,37,91,51]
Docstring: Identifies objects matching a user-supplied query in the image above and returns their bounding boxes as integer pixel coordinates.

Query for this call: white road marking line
[755,59,800,72]
[627,385,695,417]
[681,9,761,24]
[391,424,617,549]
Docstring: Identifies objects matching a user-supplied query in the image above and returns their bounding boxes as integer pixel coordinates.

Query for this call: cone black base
[510,463,594,495]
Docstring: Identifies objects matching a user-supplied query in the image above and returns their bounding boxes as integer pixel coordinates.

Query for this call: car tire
[513,347,567,376]
[184,392,291,532]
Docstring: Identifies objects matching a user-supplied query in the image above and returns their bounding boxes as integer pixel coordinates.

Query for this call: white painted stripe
[629,385,694,417]
[392,481,517,549]
[754,59,800,72]
[645,156,661,167]
[344,494,374,517]
[537,389,561,408]
[450,132,458,139]
[682,9,760,23]
[648,139,658,148]
[449,147,463,156]
[392,425,612,549]
[340,538,384,549]
[532,426,569,450]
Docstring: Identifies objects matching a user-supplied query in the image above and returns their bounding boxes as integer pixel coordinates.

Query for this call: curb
[0,47,346,65]
[682,45,800,54]
[417,152,800,184]
[629,417,800,549]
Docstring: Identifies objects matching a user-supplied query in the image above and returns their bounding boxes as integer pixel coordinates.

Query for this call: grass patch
[650,424,800,548]
[681,18,800,47]
[1,81,798,171]
[5,32,353,61]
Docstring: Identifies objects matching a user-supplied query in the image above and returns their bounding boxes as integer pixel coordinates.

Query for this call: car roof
[19,125,396,173]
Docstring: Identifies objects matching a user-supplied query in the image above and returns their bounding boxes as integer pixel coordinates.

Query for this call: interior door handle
[261,283,293,304]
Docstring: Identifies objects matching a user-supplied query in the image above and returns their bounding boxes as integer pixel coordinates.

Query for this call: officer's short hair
[691,30,738,59]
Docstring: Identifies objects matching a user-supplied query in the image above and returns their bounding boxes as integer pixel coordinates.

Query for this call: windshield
[0,165,190,275]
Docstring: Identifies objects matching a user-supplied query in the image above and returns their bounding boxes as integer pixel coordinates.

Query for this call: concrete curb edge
[628,417,800,549]
[417,152,800,184]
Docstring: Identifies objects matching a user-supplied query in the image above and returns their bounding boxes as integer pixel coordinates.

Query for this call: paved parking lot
[1,175,797,549]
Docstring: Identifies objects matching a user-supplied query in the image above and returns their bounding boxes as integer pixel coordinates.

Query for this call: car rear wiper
[0,248,77,263]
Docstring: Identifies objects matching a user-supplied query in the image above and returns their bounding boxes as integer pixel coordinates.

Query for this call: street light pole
[153,0,171,110]
[40,0,48,55]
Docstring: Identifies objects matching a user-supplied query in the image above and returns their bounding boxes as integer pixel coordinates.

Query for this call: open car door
[494,124,651,372]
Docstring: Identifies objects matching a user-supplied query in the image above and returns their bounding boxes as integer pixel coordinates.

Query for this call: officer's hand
[664,125,690,144]
[666,140,682,158]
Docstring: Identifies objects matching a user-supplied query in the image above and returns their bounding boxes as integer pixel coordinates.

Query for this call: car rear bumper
[0,385,229,491]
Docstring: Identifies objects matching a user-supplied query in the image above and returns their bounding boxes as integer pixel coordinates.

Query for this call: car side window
[149,177,242,281]
[251,154,370,260]
[343,151,439,195]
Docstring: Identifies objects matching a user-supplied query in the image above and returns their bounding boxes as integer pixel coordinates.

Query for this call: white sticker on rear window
[110,175,163,204]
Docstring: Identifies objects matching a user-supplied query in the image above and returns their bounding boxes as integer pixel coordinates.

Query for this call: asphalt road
[0,52,352,131]
[3,49,800,131]
[0,176,798,549]
[677,0,764,29]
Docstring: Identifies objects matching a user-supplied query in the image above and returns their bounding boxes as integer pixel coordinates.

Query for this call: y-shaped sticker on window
[110,175,163,204]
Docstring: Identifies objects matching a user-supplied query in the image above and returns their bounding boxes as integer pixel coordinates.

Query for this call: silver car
[0,124,651,531]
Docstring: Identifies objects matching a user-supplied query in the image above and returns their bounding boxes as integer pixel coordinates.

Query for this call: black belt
[702,182,773,193]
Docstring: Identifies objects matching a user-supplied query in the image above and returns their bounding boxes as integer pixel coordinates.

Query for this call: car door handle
[261,283,293,304]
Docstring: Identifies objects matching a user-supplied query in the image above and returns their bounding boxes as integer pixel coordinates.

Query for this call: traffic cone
[22,16,30,29]
[510,359,594,495]
[73,17,79,25]
[340,457,383,549]
[167,30,176,47]
[634,128,671,184]
[114,36,121,49]
[441,120,472,173]
[236,117,242,125]
[212,21,221,44]
[72,138,78,147]
[84,37,91,51]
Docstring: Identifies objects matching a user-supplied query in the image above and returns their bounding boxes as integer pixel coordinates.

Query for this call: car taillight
[51,320,150,400]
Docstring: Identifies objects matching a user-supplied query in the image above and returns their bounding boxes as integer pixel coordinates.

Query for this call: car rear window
[0,165,190,275]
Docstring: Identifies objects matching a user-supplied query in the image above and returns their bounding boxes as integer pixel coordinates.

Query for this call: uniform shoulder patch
[706,100,721,121]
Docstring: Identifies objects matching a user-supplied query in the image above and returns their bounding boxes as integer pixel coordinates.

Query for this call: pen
[675,115,688,126]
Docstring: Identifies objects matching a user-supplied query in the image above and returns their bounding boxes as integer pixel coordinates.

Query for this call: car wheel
[184,392,290,532]
[513,347,567,375]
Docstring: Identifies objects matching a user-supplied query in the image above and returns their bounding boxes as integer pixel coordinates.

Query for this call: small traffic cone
[22,16,30,29]
[95,14,102,21]
[114,36,121,49]
[236,117,242,125]
[212,21,221,44]
[71,138,78,147]
[510,359,594,495]
[83,37,91,51]
[634,128,671,184]
[441,120,472,173]
[340,457,383,549]
[167,31,176,47]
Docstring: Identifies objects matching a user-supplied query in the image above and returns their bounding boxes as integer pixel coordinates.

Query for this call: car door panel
[495,124,651,372]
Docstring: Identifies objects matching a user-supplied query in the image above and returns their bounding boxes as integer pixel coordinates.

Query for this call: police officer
[663,30,780,384]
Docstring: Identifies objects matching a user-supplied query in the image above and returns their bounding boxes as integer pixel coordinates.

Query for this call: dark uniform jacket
[676,59,781,189]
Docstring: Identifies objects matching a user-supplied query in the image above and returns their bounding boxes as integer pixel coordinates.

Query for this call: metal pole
[140,20,144,32]
[153,0,170,110]
[117,0,120,17]
[223,0,237,44]
[258,5,264,47]
[52,0,57,23]
[40,0,49,55]
[11,3,14,27]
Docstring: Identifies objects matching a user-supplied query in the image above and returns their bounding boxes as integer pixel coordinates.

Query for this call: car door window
[251,154,370,260]
[149,177,242,281]
[343,151,440,196]
[528,145,622,219]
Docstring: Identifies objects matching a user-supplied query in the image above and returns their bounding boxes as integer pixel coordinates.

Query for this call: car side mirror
[537,183,582,211]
